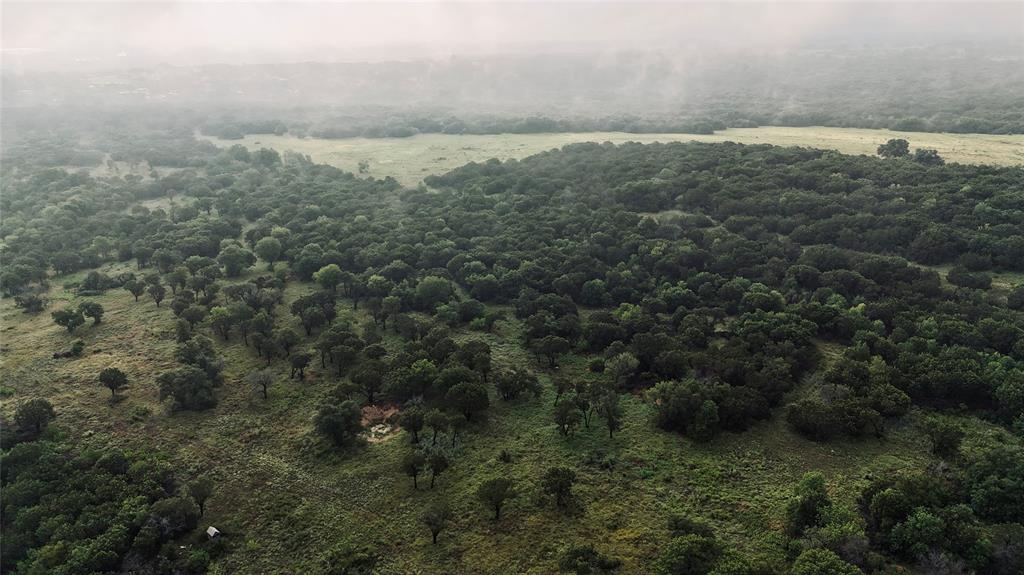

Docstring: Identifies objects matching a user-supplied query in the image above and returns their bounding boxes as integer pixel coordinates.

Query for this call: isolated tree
[175,318,192,342]
[78,301,104,325]
[655,534,722,575]
[596,390,623,438]
[150,496,201,539]
[912,148,944,166]
[495,368,542,401]
[1008,284,1024,311]
[448,413,466,448]
[290,352,312,380]
[533,335,571,368]
[188,477,215,516]
[255,236,283,270]
[790,548,862,575]
[208,306,234,340]
[402,451,427,489]
[124,279,146,301]
[148,282,166,307]
[477,478,516,520]
[925,419,964,459]
[416,276,452,310]
[133,245,154,269]
[217,244,256,277]
[877,138,910,158]
[298,306,326,336]
[185,255,216,276]
[99,367,128,398]
[314,264,344,293]
[426,408,449,445]
[421,502,452,544]
[606,352,639,387]
[152,249,181,273]
[181,305,207,328]
[229,302,255,344]
[428,453,450,489]
[786,471,830,537]
[14,294,48,313]
[553,376,573,406]
[274,327,301,357]
[399,406,425,443]
[158,366,218,411]
[315,400,363,448]
[559,545,622,574]
[382,296,401,330]
[15,398,55,433]
[52,308,85,333]
[446,381,490,420]
[541,466,577,508]
[166,267,188,294]
[554,400,582,437]
[352,364,385,405]
[248,369,275,400]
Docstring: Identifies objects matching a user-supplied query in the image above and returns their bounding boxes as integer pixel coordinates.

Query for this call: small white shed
[206,526,221,539]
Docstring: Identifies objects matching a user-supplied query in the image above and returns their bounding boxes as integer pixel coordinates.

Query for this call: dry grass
[199,128,1024,186]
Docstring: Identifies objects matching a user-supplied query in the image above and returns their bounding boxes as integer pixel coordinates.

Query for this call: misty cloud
[3,1,1022,72]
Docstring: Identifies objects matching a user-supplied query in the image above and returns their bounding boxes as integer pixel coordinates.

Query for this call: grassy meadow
[200,127,1024,186]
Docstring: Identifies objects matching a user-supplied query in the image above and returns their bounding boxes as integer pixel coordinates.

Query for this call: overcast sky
[3,1,1022,70]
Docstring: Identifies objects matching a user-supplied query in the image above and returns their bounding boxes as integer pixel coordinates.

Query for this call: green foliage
[314,264,345,292]
[876,138,909,158]
[541,466,577,507]
[924,419,964,459]
[786,472,831,537]
[420,501,452,544]
[14,398,56,433]
[789,548,862,575]
[320,542,376,575]
[912,148,944,166]
[477,478,516,520]
[445,381,490,421]
[315,400,363,448]
[5,125,1024,574]
[401,451,426,489]
[254,236,282,269]
[655,534,722,575]
[188,477,215,516]
[158,366,219,411]
[415,276,453,310]
[559,545,622,574]
[99,367,129,397]
[494,367,542,401]
[0,439,189,574]
[649,380,722,442]
[51,308,85,333]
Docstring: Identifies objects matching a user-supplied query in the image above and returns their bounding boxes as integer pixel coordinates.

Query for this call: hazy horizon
[3,1,1022,72]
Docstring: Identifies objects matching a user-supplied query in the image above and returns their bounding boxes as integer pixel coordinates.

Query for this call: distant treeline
[200,114,729,139]
[198,103,1024,141]
[5,48,1023,139]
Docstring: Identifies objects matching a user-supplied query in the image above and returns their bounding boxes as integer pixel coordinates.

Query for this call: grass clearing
[200,127,1024,186]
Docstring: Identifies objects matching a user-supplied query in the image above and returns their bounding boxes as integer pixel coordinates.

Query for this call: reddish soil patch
[360,404,400,427]
[361,404,402,443]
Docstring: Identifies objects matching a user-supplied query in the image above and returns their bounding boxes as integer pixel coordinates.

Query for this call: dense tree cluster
[1,439,219,574]
[782,436,1024,575]
[4,140,1023,440]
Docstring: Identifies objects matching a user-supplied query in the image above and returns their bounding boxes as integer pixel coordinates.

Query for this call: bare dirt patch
[361,404,401,443]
